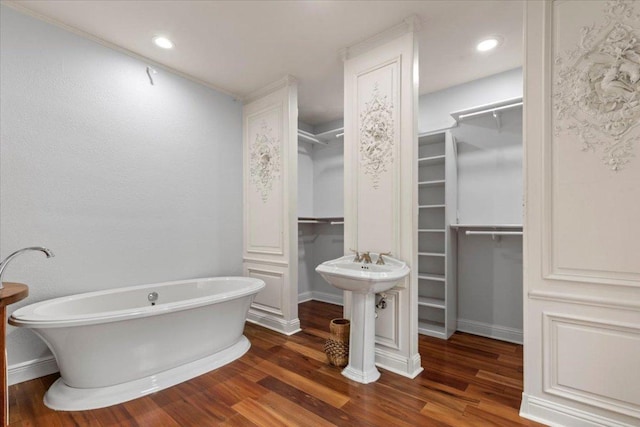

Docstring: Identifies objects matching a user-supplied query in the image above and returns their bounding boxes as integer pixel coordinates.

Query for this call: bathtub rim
[9,276,265,329]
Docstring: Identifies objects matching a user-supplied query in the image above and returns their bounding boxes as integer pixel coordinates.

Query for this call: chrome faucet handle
[362,251,372,264]
[350,248,362,263]
[376,252,391,265]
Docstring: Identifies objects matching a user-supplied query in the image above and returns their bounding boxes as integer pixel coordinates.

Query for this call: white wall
[313,141,344,218]
[1,6,243,367]
[297,141,314,217]
[418,68,522,134]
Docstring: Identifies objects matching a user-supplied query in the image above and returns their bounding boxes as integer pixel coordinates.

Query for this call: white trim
[309,291,344,306]
[243,257,289,268]
[1,1,240,100]
[340,15,421,61]
[375,348,423,379]
[520,394,639,427]
[297,291,314,303]
[242,75,297,104]
[529,290,640,311]
[456,318,523,345]
[8,355,59,386]
[246,310,301,336]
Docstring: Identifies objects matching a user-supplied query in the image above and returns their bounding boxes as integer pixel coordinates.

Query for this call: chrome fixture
[361,252,372,264]
[376,252,392,265]
[0,247,55,290]
[375,293,388,309]
[350,248,362,263]
[148,292,159,306]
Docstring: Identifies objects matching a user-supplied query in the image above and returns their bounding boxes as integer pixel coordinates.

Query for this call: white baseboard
[246,309,301,336]
[298,291,314,303]
[310,291,343,306]
[375,348,423,379]
[8,355,59,386]
[457,318,523,344]
[520,394,638,427]
[298,291,344,306]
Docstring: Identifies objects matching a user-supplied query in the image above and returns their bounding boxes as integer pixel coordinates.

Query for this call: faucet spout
[0,246,55,290]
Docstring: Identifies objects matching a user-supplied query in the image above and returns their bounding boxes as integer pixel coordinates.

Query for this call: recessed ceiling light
[153,36,174,49]
[476,37,501,52]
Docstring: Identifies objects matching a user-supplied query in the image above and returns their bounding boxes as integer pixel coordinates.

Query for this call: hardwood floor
[8,301,543,426]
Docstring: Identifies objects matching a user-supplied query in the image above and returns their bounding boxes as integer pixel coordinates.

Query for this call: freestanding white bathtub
[9,276,265,411]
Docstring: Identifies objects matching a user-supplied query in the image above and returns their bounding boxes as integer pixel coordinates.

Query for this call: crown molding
[241,75,298,104]
[339,14,422,61]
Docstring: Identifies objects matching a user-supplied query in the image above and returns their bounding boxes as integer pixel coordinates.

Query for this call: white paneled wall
[522,2,640,425]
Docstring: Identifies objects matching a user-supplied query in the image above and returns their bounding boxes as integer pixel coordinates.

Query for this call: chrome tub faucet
[0,247,55,290]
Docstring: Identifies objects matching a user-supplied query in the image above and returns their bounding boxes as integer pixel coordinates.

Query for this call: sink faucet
[350,249,362,263]
[0,247,55,290]
[361,252,372,264]
[376,252,392,265]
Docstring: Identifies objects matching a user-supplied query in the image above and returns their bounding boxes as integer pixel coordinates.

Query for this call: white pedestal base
[342,292,381,384]
[44,336,250,411]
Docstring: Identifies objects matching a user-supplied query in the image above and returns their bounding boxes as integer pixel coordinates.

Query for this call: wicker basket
[324,318,350,367]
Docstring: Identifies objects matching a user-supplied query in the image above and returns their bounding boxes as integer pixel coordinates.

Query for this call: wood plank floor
[8,301,544,426]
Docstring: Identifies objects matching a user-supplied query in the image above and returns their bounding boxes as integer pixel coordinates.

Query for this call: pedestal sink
[315,253,410,383]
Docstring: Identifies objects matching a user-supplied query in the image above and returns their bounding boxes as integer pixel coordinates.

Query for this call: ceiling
[8,0,523,125]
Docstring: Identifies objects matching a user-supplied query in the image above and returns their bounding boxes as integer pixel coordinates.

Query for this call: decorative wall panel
[246,107,284,255]
[243,76,300,335]
[355,60,400,254]
[523,2,640,425]
[553,0,640,171]
[543,313,640,417]
[545,0,640,286]
[246,267,285,315]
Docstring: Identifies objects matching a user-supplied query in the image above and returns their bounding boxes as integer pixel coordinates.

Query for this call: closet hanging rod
[465,231,523,236]
[457,102,523,121]
[297,131,325,145]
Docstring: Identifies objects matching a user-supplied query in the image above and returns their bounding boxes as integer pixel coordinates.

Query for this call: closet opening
[417,71,524,346]
[297,119,345,309]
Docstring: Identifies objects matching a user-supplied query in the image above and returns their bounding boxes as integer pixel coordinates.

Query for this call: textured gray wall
[1,5,243,365]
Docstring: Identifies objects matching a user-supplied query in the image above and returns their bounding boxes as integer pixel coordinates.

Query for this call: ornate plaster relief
[250,120,281,202]
[554,0,640,171]
[359,83,395,188]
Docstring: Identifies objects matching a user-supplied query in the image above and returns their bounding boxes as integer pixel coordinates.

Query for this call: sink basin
[315,253,410,384]
[315,254,409,293]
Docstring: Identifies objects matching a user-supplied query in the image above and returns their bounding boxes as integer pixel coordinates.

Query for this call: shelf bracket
[493,111,502,130]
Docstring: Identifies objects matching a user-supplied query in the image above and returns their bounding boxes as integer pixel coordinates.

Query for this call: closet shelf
[418,297,445,309]
[418,320,446,338]
[450,224,522,230]
[418,273,445,282]
[419,204,445,209]
[449,96,523,129]
[418,252,445,257]
[298,217,344,225]
[418,229,445,233]
[418,180,445,187]
[298,126,344,145]
[418,155,445,165]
